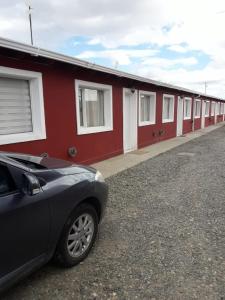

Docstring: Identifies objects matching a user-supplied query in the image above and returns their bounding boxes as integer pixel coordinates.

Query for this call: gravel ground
[3,126,225,300]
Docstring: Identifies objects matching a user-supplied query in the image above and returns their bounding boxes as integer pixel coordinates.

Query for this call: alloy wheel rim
[67,213,94,258]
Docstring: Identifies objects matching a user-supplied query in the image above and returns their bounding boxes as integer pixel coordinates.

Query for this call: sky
[1,0,225,97]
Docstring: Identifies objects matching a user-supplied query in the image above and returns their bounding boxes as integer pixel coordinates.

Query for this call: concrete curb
[92,122,225,178]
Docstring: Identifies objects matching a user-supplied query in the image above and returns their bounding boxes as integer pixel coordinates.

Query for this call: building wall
[204,117,210,127]
[194,118,201,130]
[0,55,124,164]
[0,50,224,165]
[182,98,194,134]
[217,115,223,123]
[138,93,177,148]
[183,119,193,134]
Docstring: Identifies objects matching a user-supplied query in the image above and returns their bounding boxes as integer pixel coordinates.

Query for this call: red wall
[0,49,224,165]
[138,93,177,148]
[204,117,210,127]
[0,51,181,164]
[183,119,193,134]
[194,118,201,130]
[217,115,223,123]
[0,54,123,164]
[182,98,193,134]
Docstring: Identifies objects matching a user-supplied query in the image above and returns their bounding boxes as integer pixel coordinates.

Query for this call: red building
[0,37,224,165]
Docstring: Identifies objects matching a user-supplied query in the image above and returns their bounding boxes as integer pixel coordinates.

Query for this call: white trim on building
[205,101,210,117]
[0,66,46,145]
[183,97,192,120]
[162,94,175,123]
[138,90,156,126]
[194,99,201,118]
[75,80,113,135]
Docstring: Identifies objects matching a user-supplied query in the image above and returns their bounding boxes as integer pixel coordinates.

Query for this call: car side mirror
[23,173,41,196]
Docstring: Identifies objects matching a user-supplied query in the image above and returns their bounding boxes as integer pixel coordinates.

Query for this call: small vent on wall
[68,146,77,158]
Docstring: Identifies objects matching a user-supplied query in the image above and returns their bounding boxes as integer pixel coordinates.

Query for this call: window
[194,99,201,118]
[0,165,16,196]
[0,66,46,145]
[162,94,174,123]
[220,103,224,115]
[211,102,215,116]
[183,97,192,119]
[75,80,113,134]
[216,102,220,115]
[139,91,156,126]
[205,101,210,117]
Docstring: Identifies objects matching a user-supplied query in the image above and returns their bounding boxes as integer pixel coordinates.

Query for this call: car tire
[54,203,99,268]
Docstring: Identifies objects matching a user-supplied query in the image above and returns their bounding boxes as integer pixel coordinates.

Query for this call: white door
[177,97,183,136]
[201,101,205,129]
[123,89,137,153]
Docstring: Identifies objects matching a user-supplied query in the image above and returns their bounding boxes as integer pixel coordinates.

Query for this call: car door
[0,162,50,279]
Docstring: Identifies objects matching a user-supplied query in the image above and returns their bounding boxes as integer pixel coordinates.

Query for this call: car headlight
[95,170,105,182]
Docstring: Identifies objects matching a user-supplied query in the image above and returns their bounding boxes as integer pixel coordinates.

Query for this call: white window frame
[162,94,175,123]
[0,66,46,145]
[211,102,215,116]
[138,90,156,126]
[183,97,192,120]
[75,80,113,135]
[205,101,210,117]
[194,99,201,118]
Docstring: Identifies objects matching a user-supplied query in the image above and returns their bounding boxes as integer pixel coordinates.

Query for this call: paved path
[3,126,225,299]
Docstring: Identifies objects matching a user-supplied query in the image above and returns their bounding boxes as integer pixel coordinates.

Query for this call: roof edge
[0,36,224,101]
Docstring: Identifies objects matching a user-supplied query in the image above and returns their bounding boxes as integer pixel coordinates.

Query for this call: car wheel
[54,203,99,267]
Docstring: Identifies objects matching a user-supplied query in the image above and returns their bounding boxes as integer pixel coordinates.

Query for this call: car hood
[1,152,96,175]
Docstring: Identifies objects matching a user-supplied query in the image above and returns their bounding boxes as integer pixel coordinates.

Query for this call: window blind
[0,77,33,135]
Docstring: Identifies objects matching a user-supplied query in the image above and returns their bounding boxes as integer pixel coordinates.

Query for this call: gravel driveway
[3,126,225,300]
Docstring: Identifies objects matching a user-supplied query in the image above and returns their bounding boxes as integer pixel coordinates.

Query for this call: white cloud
[167,45,188,53]
[77,49,158,65]
[142,57,198,68]
[136,63,225,98]
[1,0,225,97]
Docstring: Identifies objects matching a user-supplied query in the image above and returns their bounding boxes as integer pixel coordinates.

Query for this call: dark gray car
[0,152,108,293]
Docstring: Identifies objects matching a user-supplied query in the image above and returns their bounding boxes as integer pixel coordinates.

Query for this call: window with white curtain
[139,91,156,126]
[183,97,192,119]
[211,102,215,116]
[75,80,113,134]
[162,94,174,123]
[205,101,210,116]
[0,66,46,145]
[194,100,201,118]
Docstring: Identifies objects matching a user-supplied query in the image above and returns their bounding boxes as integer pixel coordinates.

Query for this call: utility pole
[25,1,34,45]
[28,5,33,45]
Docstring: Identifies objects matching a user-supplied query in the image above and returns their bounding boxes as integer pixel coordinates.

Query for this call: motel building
[0,37,224,165]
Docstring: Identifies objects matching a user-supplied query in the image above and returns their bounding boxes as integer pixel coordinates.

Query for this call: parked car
[0,152,108,293]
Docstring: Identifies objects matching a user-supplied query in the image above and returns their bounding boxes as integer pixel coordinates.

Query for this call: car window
[0,165,16,196]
